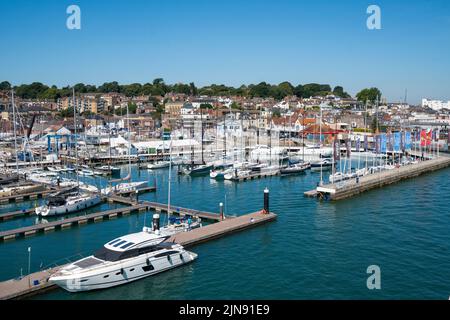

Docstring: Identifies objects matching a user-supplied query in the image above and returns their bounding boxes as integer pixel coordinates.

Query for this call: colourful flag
[387,134,393,152]
[394,132,401,152]
[405,132,412,150]
[380,134,387,153]
[420,129,432,146]
[355,138,361,151]
[364,135,368,151]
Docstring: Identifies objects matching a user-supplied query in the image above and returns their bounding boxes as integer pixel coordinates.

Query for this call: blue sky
[1,0,449,103]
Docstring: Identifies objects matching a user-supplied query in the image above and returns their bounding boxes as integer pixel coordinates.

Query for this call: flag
[333,138,340,161]
[355,138,361,152]
[364,135,369,151]
[405,132,412,150]
[380,134,387,153]
[387,134,393,152]
[375,135,380,154]
[346,139,351,158]
[420,129,432,146]
[394,132,401,152]
[400,131,405,152]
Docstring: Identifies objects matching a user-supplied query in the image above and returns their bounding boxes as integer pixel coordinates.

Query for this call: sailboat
[179,111,213,176]
[147,160,171,170]
[101,103,148,196]
[159,136,202,234]
[36,88,102,216]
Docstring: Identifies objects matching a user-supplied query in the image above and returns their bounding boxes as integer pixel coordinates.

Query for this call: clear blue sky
[1,0,449,104]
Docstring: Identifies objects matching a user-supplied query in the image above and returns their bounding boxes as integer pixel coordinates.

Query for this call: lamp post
[27,247,31,287]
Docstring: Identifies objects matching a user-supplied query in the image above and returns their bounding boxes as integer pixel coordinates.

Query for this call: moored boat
[49,228,197,292]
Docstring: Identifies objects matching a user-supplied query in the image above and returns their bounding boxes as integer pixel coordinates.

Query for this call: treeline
[0,79,353,101]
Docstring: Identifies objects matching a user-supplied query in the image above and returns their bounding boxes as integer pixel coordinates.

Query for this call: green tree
[189,82,198,96]
[0,81,11,90]
[293,84,304,98]
[333,86,350,98]
[98,81,120,93]
[200,103,213,109]
[230,102,242,110]
[38,87,61,101]
[249,82,271,98]
[59,107,74,118]
[356,88,382,104]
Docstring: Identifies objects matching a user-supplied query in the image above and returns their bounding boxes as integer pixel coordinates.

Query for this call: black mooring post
[264,188,269,214]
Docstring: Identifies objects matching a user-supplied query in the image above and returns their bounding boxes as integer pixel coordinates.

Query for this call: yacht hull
[50,251,197,292]
[36,194,102,217]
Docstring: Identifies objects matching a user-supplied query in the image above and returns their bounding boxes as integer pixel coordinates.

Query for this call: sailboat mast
[11,89,19,173]
[167,137,173,227]
[319,104,323,186]
[201,108,204,165]
[73,88,79,188]
[127,103,132,181]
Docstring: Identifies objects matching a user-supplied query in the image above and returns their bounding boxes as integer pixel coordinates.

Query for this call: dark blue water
[1,162,449,299]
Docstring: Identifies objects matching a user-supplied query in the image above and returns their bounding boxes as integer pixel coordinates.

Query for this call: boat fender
[120,268,124,275]
[146,258,151,266]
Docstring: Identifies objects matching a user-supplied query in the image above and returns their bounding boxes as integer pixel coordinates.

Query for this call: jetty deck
[0,208,35,221]
[0,188,55,204]
[230,170,280,182]
[0,210,276,300]
[168,211,276,247]
[305,156,450,201]
[0,196,225,241]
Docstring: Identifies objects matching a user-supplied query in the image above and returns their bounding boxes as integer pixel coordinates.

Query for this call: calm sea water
[1,161,449,300]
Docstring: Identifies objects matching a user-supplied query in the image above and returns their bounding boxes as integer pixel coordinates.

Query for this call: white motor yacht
[49,228,197,292]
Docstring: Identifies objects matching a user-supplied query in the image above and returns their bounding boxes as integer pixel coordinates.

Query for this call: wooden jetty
[0,190,276,300]
[305,156,450,201]
[230,170,280,182]
[0,204,149,241]
[0,188,55,204]
[0,196,224,242]
[169,211,276,247]
[0,208,35,222]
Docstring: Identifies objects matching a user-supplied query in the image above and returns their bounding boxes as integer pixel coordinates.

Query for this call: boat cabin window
[94,244,175,262]
[113,240,127,248]
[120,242,135,249]
[108,239,122,246]
[153,250,179,258]
[142,265,154,272]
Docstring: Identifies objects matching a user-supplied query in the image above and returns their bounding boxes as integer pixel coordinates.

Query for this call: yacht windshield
[94,243,176,262]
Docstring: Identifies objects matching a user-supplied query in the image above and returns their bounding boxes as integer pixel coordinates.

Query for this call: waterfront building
[422,98,450,111]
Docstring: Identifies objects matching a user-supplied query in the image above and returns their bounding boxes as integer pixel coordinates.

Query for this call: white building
[422,99,450,111]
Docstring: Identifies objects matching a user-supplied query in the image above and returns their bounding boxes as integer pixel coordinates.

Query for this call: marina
[0,192,276,299]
